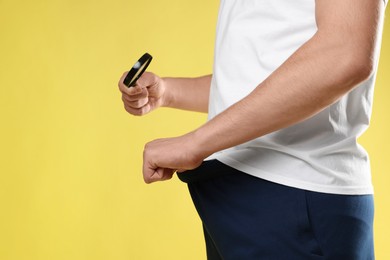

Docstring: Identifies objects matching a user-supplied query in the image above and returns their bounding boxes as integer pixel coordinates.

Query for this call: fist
[142,133,204,184]
[118,71,166,116]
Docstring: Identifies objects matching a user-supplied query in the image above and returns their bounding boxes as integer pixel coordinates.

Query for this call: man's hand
[118,71,167,116]
[118,72,213,183]
[142,132,205,184]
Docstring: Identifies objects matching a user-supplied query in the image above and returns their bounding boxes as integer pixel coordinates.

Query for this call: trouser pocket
[177,159,236,183]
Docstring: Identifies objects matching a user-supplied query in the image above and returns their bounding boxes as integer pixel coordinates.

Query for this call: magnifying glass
[123,53,153,87]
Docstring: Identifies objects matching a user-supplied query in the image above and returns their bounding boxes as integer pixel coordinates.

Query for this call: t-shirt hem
[208,156,374,195]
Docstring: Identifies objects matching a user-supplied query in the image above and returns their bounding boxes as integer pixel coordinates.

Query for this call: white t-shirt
[207,0,384,194]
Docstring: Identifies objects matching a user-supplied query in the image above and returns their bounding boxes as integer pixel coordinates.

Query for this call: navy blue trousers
[178,160,374,260]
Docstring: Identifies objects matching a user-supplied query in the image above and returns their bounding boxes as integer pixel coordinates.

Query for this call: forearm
[162,75,211,113]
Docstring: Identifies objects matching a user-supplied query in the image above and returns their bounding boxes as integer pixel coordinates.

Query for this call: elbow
[316,30,377,89]
[346,52,375,84]
[334,46,375,91]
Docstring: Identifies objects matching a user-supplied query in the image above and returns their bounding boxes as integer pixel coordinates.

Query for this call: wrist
[189,126,216,161]
[160,77,174,108]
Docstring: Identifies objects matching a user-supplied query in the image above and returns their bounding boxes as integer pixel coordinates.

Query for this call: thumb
[136,72,158,88]
[143,159,157,184]
[144,168,174,183]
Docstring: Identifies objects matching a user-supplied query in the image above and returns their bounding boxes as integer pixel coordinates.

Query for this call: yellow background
[0,0,388,259]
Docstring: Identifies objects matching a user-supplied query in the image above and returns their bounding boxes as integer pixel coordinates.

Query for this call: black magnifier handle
[123,53,153,87]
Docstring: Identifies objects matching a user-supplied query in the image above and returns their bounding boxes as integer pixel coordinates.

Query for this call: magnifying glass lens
[123,53,153,87]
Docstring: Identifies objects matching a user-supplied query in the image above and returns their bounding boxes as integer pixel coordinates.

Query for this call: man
[119,0,387,258]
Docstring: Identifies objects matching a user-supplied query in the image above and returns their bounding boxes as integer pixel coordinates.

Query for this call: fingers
[142,153,175,184]
[118,71,131,92]
[119,71,149,115]
[118,71,157,93]
[121,87,148,108]
[118,71,143,95]
[124,103,151,116]
[143,167,175,184]
[142,140,176,183]
[122,86,148,102]
[118,71,160,116]
[118,75,144,96]
[136,72,159,89]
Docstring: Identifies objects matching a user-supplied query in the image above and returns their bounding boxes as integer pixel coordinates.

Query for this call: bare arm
[142,0,385,183]
[118,73,211,115]
[163,75,211,113]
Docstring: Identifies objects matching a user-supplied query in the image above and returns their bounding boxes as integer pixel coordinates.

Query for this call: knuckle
[144,142,151,152]
[131,100,142,109]
[121,94,127,103]
[118,73,128,89]
[134,109,144,116]
[140,106,150,115]
[124,103,149,116]
[124,104,138,116]
[143,176,151,184]
[127,86,138,94]
[140,88,148,98]
[136,98,148,108]
[124,105,132,114]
